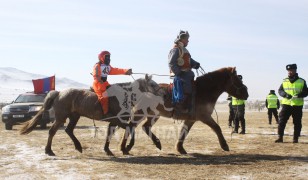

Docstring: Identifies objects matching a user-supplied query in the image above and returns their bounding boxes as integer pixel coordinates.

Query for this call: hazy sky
[0,0,307,100]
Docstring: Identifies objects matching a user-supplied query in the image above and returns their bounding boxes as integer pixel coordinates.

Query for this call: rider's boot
[177,93,192,114]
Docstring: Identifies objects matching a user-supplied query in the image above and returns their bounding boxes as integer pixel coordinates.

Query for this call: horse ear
[145,74,152,81]
[231,67,237,74]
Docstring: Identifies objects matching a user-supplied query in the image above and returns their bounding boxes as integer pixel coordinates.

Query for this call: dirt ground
[1,105,308,179]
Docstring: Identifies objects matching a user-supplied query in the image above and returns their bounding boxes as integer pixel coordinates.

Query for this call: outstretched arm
[109,66,131,75]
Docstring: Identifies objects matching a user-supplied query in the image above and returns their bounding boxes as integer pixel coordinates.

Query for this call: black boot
[233,119,239,133]
[293,137,299,143]
[175,93,192,114]
[239,119,245,134]
[239,130,245,134]
[275,136,283,143]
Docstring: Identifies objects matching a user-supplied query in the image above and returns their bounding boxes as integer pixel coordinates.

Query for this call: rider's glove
[125,69,132,75]
[195,63,200,69]
[286,94,292,99]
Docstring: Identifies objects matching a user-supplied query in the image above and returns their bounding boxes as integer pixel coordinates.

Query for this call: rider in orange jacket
[92,50,132,114]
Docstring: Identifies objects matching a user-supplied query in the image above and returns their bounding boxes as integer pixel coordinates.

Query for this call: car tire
[5,123,13,130]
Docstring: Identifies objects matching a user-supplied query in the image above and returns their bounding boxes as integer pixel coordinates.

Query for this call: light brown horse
[20,75,163,156]
[120,67,249,154]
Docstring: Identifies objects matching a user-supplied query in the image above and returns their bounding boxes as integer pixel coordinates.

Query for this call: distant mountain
[0,67,89,102]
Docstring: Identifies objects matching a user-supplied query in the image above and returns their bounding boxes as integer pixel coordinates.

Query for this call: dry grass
[1,105,308,179]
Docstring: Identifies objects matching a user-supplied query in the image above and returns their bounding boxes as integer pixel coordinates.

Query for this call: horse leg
[120,123,134,155]
[45,119,66,156]
[126,114,160,152]
[104,122,117,156]
[176,120,195,154]
[201,116,229,151]
[120,112,145,155]
[133,108,161,151]
[140,115,161,150]
[65,114,82,153]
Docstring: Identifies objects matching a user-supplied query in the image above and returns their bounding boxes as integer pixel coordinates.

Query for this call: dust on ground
[1,107,308,179]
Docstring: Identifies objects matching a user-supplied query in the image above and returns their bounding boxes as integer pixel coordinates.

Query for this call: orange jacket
[93,63,128,81]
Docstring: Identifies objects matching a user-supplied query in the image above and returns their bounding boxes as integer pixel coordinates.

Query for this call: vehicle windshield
[14,94,46,103]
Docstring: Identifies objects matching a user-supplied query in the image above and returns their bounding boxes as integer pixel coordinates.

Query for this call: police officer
[265,90,280,124]
[275,64,308,143]
[169,30,200,113]
[232,75,246,134]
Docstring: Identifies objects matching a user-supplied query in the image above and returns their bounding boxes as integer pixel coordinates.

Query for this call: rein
[230,75,247,95]
[132,73,170,77]
[132,65,206,78]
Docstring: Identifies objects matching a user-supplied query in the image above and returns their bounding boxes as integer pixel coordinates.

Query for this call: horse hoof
[76,148,83,153]
[45,151,56,156]
[106,151,115,157]
[155,142,162,150]
[125,145,133,152]
[122,150,130,155]
[176,147,187,154]
[107,153,115,157]
[222,145,230,151]
[178,150,187,155]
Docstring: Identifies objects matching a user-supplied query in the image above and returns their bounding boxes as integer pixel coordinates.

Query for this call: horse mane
[196,67,234,90]
[197,67,233,80]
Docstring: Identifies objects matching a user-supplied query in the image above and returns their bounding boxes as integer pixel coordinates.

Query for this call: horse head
[224,67,249,100]
[135,74,164,96]
[195,67,248,101]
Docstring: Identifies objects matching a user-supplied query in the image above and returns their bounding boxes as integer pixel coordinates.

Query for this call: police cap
[286,64,297,70]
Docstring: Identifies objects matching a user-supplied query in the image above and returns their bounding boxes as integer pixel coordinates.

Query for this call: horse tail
[20,90,59,135]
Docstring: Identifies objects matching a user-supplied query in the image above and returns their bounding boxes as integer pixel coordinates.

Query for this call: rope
[132,72,170,77]
[92,119,98,138]
[130,74,136,80]
[199,66,206,74]
[214,108,219,125]
[133,66,206,77]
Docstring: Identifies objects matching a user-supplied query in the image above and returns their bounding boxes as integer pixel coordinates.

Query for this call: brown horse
[20,75,163,156]
[120,67,249,154]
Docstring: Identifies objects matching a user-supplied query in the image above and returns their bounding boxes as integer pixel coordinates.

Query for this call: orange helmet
[98,50,111,63]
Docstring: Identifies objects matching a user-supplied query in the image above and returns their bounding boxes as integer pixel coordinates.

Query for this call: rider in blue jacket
[168,30,200,113]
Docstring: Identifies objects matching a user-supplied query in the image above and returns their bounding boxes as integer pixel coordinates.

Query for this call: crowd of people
[226,63,307,143]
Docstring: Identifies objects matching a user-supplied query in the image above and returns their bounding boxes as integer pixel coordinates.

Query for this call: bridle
[230,75,247,95]
[144,80,162,96]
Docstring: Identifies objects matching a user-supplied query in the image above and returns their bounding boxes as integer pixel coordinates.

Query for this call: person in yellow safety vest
[265,90,280,124]
[275,64,308,143]
[232,75,246,134]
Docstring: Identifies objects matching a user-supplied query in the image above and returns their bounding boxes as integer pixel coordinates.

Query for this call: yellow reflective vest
[266,94,278,108]
[232,96,245,105]
[281,78,304,106]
